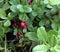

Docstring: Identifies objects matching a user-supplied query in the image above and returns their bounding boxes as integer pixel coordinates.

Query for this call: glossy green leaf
[39,20,46,26]
[32,44,48,52]
[47,30,58,47]
[37,26,47,43]
[8,13,13,20]
[48,30,58,37]
[17,5,24,13]
[51,22,58,30]
[24,5,32,13]
[25,32,38,41]
[2,3,10,10]
[0,8,7,19]
[13,28,18,35]
[49,0,60,5]
[10,5,18,13]
[17,5,32,13]
[19,13,29,21]
[30,11,37,17]
[4,20,11,27]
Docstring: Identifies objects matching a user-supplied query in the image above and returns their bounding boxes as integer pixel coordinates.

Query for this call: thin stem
[4,35,7,52]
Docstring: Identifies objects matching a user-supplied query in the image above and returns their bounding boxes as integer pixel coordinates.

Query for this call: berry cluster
[13,21,28,39]
[17,32,22,39]
[13,21,27,29]
[12,0,32,40]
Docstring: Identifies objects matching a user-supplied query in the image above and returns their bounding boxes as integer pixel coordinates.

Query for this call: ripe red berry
[17,32,21,36]
[19,21,27,29]
[28,1,32,5]
[13,22,17,26]
[18,35,22,39]
[17,32,22,39]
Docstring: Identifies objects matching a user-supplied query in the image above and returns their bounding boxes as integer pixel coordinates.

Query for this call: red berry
[18,35,22,39]
[17,32,22,39]
[17,32,21,35]
[19,21,27,29]
[13,22,17,26]
[28,1,32,5]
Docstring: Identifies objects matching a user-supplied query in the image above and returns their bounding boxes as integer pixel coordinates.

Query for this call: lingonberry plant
[0,0,60,52]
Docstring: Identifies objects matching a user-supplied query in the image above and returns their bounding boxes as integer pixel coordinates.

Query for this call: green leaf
[13,28,18,35]
[0,8,7,19]
[19,13,29,21]
[51,35,57,47]
[21,0,27,5]
[50,47,56,52]
[10,5,18,13]
[2,3,10,10]
[37,26,47,43]
[58,28,60,35]
[9,42,15,50]
[17,5,24,13]
[47,30,58,47]
[0,0,4,7]
[56,50,60,52]
[8,13,13,20]
[17,5,32,13]
[58,28,60,38]
[0,37,3,43]
[4,20,11,27]
[0,0,4,2]
[48,0,60,5]
[3,27,11,33]
[8,12,17,18]
[51,22,58,30]
[23,29,27,33]
[24,5,32,13]
[28,25,34,31]
[0,47,4,50]
[32,44,48,52]
[30,11,37,17]
[9,0,20,5]
[39,20,46,26]
[58,28,60,44]
[0,27,4,37]
[25,32,38,41]
[48,30,58,37]
[44,0,49,4]
[54,45,60,52]
[19,38,24,43]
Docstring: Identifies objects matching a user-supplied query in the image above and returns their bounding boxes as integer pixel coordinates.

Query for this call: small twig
[23,46,27,52]
[29,42,35,52]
